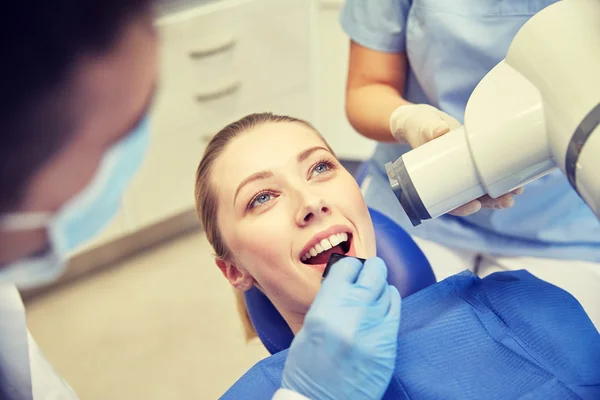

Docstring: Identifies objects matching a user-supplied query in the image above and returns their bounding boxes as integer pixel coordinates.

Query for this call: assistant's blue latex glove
[281,257,401,400]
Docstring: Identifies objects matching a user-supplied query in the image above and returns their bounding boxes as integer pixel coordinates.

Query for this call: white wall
[310,0,377,160]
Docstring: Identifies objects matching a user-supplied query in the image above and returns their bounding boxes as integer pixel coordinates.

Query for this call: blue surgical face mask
[0,117,150,289]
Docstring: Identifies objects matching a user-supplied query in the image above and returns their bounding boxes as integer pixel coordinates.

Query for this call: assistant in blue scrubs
[340,0,600,327]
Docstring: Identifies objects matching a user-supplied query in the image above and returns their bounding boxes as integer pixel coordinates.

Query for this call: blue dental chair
[244,207,436,355]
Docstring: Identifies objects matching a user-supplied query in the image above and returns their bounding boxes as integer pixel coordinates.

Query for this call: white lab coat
[0,284,307,400]
[0,284,77,400]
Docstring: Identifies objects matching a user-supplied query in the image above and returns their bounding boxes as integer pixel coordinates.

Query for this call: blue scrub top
[341,0,600,262]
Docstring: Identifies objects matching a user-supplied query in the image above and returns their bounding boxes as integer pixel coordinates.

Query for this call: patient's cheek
[235,236,285,280]
[245,241,281,268]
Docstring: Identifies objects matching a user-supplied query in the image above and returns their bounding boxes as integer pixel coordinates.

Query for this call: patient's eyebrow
[297,146,330,163]
[234,171,274,205]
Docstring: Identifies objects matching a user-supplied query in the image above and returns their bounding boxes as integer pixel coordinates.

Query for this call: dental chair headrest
[244,207,436,354]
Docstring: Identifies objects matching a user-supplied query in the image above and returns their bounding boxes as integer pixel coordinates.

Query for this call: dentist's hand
[389,104,524,216]
[281,257,401,400]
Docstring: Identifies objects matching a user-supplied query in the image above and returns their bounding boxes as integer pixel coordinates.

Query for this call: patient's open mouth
[301,232,352,266]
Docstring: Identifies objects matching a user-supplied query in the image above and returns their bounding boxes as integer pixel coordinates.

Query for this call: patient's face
[212,122,376,317]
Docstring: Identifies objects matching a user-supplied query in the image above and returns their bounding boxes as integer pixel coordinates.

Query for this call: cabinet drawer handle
[189,37,236,59]
[319,0,344,10]
[195,80,241,103]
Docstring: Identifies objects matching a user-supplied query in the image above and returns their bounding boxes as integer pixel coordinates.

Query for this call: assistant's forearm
[346,84,411,143]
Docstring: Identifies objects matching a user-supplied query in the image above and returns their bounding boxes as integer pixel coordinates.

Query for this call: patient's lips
[302,233,348,262]
[302,236,356,273]
[300,225,354,268]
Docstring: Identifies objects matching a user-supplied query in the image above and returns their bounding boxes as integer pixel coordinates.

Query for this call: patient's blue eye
[256,193,271,204]
[249,192,273,209]
[311,161,333,177]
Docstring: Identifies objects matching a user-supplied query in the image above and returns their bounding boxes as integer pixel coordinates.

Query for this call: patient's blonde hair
[194,112,331,341]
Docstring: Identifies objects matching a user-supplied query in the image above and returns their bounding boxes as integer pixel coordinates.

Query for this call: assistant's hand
[281,257,401,400]
[389,104,524,216]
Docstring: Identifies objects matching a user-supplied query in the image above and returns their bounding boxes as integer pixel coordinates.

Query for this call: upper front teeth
[302,232,349,261]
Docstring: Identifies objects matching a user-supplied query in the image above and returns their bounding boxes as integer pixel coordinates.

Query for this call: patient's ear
[215,258,255,291]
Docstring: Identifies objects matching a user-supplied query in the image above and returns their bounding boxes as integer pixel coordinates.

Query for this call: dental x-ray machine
[385,0,600,226]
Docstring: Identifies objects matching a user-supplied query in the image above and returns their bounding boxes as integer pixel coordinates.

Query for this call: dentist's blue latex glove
[281,257,401,400]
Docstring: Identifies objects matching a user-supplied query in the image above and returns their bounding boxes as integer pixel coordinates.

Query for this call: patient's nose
[296,197,331,227]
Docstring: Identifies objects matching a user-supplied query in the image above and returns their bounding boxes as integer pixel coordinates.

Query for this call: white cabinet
[122,3,237,231]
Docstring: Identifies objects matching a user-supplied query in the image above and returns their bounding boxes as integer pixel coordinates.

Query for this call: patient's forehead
[212,122,330,196]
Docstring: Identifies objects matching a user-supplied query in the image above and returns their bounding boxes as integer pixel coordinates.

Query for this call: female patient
[195,113,375,335]
[195,113,600,399]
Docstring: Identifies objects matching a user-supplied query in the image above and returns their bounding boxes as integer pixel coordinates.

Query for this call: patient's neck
[286,316,304,336]
[278,308,305,335]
